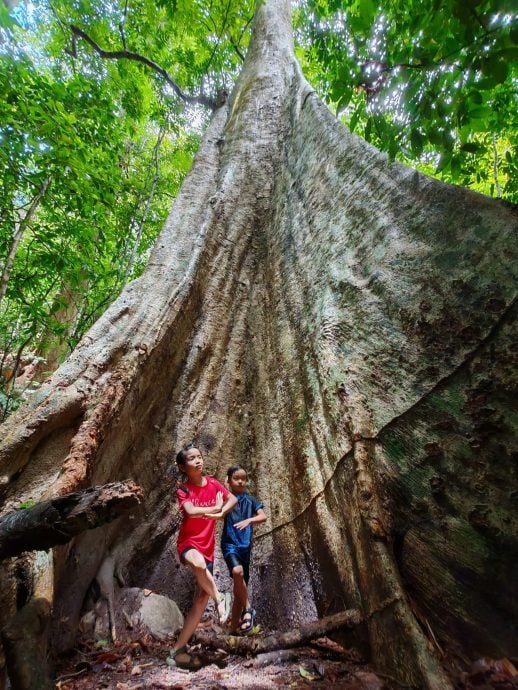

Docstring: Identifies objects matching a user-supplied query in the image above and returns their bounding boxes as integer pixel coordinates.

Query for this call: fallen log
[194,609,363,655]
[0,480,143,560]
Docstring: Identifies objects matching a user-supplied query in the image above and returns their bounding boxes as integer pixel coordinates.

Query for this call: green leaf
[0,3,16,29]
[299,666,319,681]
[436,152,452,172]
[469,106,492,120]
[480,57,508,84]
[450,156,462,180]
[364,118,373,143]
[337,88,353,110]
[359,0,376,24]
[429,129,444,148]
[497,47,518,61]
[411,129,425,156]
[349,109,360,132]
[468,91,482,105]
[460,143,482,153]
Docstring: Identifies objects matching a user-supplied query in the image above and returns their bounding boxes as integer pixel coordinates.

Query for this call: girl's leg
[229,565,250,632]
[173,586,210,652]
[181,548,228,622]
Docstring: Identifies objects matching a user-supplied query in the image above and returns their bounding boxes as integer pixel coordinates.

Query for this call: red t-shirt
[176,476,230,562]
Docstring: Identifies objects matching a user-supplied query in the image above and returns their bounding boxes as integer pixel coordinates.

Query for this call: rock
[80,587,184,641]
[136,591,184,639]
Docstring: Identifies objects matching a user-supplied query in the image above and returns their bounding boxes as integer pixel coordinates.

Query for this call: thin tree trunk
[0,177,51,309]
[122,128,166,287]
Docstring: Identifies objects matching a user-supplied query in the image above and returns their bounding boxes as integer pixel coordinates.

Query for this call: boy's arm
[234,508,267,530]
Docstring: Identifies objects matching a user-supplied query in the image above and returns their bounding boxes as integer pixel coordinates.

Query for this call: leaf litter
[55,630,518,690]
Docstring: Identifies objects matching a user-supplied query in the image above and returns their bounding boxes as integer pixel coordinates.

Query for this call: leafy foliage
[0,0,516,418]
[0,2,208,415]
[295,0,517,198]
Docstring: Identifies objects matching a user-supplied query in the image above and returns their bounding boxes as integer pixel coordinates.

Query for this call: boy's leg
[230,564,249,633]
[237,550,255,632]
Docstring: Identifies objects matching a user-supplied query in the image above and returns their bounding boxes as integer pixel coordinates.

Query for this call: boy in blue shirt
[222,464,266,634]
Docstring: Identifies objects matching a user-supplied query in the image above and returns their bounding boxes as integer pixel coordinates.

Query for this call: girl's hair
[176,443,197,467]
[227,463,247,480]
[175,443,199,495]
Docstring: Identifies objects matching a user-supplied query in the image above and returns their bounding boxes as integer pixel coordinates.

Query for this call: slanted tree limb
[194,609,363,655]
[69,25,216,109]
[0,481,143,560]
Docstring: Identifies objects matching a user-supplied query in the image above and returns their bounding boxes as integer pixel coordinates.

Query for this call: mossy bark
[0,0,516,687]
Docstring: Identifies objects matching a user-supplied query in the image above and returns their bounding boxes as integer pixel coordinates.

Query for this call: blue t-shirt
[221,492,263,553]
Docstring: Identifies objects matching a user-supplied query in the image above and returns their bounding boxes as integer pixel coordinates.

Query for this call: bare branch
[229,34,245,62]
[70,25,217,109]
[119,0,129,49]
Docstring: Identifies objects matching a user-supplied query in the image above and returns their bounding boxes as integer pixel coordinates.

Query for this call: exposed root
[1,597,53,690]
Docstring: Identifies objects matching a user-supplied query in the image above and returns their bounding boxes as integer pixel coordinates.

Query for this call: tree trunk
[0,1,516,688]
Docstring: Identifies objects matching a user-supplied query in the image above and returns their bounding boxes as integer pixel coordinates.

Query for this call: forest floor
[54,631,386,690]
[54,628,518,690]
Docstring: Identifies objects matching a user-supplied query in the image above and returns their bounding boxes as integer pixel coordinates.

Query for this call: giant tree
[0,1,517,688]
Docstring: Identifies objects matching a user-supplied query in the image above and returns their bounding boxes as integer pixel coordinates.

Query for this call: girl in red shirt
[168,443,237,668]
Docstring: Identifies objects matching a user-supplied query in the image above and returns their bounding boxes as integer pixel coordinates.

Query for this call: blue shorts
[222,545,251,583]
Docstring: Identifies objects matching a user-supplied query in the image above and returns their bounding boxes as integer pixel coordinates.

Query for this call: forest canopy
[0,0,516,418]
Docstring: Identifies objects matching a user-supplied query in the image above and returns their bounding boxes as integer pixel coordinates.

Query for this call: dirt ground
[54,633,387,690]
[54,631,518,690]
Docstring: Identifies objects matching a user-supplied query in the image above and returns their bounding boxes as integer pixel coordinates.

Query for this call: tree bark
[194,609,363,654]
[0,1,516,688]
[0,481,142,560]
[1,598,53,690]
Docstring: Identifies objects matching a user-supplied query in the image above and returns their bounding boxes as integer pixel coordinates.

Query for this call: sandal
[239,607,256,634]
[166,646,202,670]
[216,592,232,624]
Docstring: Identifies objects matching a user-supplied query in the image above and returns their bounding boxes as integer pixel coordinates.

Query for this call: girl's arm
[181,491,224,516]
[234,508,267,530]
[203,492,238,519]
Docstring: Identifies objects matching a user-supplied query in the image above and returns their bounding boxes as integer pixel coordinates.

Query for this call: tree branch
[69,25,217,109]
[194,609,363,654]
[119,0,129,50]
[0,480,143,559]
[229,34,245,62]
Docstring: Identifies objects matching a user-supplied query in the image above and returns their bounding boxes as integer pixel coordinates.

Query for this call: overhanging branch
[70,25,217,110]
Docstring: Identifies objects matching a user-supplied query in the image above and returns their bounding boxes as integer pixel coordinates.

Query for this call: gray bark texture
[0,1,517,688]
